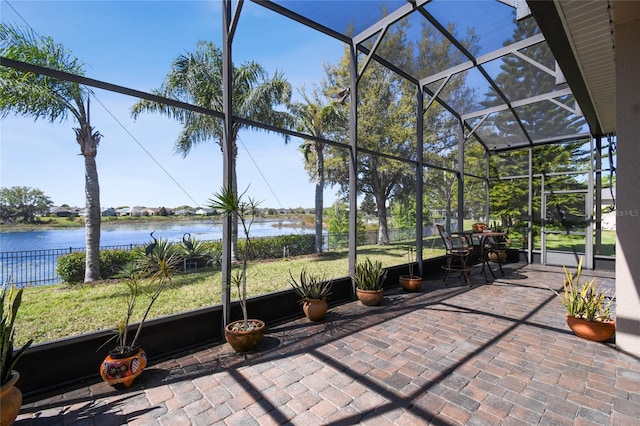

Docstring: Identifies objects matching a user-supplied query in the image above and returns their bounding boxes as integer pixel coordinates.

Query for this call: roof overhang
[528,0,620,137]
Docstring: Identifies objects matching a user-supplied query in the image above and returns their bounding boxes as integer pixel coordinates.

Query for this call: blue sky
[1,0,346,209]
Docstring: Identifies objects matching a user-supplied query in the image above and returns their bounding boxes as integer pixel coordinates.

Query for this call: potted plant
[555,257,615,342]
[99,237,178,388]
[351,258,387,306]
[398,245,422,292]
[487,222,510,263]
[1,283,33,426]
[288,268,332,321]
[209,186,266,352]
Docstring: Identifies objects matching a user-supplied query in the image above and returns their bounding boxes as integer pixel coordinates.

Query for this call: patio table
[473,231,507,281]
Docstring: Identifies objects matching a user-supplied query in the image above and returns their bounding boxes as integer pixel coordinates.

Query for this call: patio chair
[477,229,511,280]
[436,224,473,286]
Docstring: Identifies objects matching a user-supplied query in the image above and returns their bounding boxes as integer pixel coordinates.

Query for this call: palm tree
[0,23,103,282]
[131,40,292,256]
[289,88,345,253]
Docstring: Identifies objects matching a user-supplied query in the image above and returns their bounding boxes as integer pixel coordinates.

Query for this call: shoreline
[0,214,314,233]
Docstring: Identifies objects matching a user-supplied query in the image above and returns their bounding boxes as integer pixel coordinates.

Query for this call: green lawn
[13,229,615,347]
[15,241,446,347]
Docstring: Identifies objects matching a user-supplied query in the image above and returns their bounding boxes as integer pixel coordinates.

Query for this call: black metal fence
[0,244,145,287]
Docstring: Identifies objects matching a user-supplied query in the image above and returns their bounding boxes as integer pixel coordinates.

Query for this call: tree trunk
[79,124,102,282]
[375,191,390,245]
[445,194,452,232]
[315,143,325,253]
[370,162,390,245]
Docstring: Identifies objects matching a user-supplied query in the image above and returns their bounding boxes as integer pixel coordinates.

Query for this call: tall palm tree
[0,23,103,282]
[289,88,345,253]
[131,40,292,255]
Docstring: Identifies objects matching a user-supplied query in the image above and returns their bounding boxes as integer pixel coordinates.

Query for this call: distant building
[195,208,214,216]
[101,208,116,217]
[144,207,162,216]
[51,206,78,218]
[116,207,144,217]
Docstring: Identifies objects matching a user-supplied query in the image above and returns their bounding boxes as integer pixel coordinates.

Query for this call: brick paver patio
[15,263,640,425]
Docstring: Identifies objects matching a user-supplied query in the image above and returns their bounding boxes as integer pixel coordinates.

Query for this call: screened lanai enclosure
[2,0,639,361]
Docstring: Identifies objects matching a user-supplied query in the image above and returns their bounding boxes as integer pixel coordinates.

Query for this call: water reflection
[0,219,311,252]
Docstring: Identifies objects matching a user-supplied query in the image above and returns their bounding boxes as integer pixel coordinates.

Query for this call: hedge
[55,235,313,283]
[237,234,315,260]
[56,249,137,284]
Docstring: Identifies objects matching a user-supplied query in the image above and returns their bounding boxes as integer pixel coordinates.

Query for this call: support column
[595,136,602,255]
[416,87,424,276]
[614,4,640,355]
[457,120,464,233]
[221,0,234,328]
[348,43,358,294]
[528,147,533,264]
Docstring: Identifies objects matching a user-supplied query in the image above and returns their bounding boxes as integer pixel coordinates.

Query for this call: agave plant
[351,258,387,291]
[180,233,216,268]
[288,268,332,302]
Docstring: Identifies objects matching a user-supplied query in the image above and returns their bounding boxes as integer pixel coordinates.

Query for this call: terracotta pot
[399,275,422,292]
[1,371,22,426]
[566,315,616,342]
[488,250,507,263]
[356,288,383,306]
[225,319,266,352]
[100,347,147,388]
[303,299,328,321]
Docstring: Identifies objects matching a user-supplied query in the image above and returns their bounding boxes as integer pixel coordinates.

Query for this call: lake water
[0,220,314,286]
[0,219,313,252]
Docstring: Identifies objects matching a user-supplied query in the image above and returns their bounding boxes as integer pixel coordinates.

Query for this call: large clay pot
[1,371,21,426]
[356,288,383,306]
[488,250,507,263]
[399,275,422,292]
[225,319,266,352]
[303,299,328,321]
[100,346,147,388]
[566,315,616,342]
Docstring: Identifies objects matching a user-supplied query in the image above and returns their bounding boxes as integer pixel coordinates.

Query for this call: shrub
[57,249,136,283]
[56,252,85,283]
[100,249,136,279]
[55,235,308,284]
[237,234,315,260]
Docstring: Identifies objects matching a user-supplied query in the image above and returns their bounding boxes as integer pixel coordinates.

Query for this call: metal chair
[436,224,473,286]
[480,230,511,279]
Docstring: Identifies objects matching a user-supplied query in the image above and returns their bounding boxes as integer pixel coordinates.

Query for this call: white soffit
[555,0,616,134]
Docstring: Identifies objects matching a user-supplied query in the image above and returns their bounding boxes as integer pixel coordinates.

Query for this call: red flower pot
[566,315,616,342]
[100,347,147,388]
[356,288,383,306]
[303,299,328,321]
[1,371,22,426]
[225,319,266,352]
[399,275,422,292]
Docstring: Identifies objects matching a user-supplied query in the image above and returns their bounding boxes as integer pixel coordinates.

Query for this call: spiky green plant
[1,282,33,385]
[351,258,387,291]
[102,236,180,355]
[209,186,261,331]
[288,269,332,302]
[558,257,612,322]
